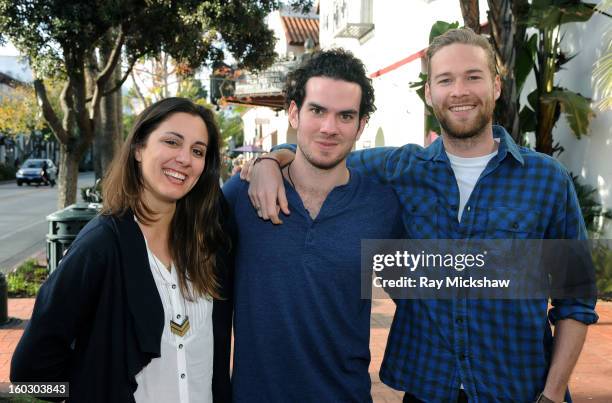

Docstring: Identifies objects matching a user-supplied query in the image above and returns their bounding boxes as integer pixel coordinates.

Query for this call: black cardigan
[10,212,232,402]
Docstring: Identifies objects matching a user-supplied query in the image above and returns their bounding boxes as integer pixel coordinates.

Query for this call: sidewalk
[1,298,610,401]
[0,298,34,381]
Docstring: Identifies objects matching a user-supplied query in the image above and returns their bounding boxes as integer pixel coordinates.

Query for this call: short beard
[294,112,356,171]
[438,112,490,140]
[298,146,347,170]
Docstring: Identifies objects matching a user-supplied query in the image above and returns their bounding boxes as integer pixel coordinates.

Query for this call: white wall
[552,13,612,236]
[269,8,317,60]
[318,1,611,234]
[243,107,293,152]
[520,14,612,236]
[241,7,309,151]
[269,11,289,58]
[318,0,489,148]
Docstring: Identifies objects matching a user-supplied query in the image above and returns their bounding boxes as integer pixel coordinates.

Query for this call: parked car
[16,159,57,186]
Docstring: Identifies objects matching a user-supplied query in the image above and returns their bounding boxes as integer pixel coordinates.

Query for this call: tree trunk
[460,0,481,33]
[93,116,103,179]
[534,28,558,156]
[488,0,527,144]
[114,76,123,148]
[57,142,82,208]
[96,70,122,178]
[33,30,125,209]
[94,30,123,180]
[94,83,120,179]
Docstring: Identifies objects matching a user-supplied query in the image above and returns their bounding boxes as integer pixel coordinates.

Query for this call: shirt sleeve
[345,147,403,185]
[271,143,296,153]
[548,170,599,325]
[10,230,109,385]
[222,174,244,211]
[214,180,240,402]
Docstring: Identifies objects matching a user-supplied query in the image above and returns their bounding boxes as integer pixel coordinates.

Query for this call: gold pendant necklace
[151,253,190,337]
[170,315,190,337]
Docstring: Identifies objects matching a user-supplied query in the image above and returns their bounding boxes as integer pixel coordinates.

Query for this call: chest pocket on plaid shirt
[404,202,437,238]
[486,207,539,239]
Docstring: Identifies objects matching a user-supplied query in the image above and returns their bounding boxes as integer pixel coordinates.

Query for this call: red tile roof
[281,16,319,46]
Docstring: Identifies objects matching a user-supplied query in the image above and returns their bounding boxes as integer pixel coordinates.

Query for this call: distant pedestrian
[41,160,49,185]
[11,97,232,402]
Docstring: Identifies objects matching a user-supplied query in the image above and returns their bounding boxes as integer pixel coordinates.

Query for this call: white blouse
[134,244,214,403]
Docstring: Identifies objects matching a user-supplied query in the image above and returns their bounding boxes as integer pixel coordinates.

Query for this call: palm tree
[460,0,481,33]
[487,0,530,144]
[593,0,612,111]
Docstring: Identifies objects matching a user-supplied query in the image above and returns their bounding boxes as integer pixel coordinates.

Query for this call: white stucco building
[318,0,492,148]
[548,12,612,235]
[229,5,319,153]
[232,1,611,234]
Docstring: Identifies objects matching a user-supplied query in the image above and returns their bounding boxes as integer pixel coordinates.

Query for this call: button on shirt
[347,126,598,402]
[276,126,599,402]
[223,171,404,402]
[134,246,213,403]
[447,148,498,222]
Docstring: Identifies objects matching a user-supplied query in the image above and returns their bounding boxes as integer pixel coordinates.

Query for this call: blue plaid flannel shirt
[275,125,598,402]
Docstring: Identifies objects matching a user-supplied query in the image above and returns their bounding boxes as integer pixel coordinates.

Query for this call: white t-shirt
[134,244,214,403]
[447,145,498,390]
[447,149,498,222]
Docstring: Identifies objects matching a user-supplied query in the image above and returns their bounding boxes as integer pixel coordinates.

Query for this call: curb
[8,249,47,273]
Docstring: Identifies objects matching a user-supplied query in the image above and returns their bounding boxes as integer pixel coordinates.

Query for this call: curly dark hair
[283,48,376,120]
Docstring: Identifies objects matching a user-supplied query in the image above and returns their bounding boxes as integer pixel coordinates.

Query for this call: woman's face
[135,112,209,208]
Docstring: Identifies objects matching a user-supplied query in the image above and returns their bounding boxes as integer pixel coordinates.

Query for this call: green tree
[0,0,311,207]
[217,107,246,147]
[0,85,45,136]
[128,54,210,109]
[459,0,482,33]
[487,0,530,143]
[517,0,609,155]
[91,28,123,181]
[0,78,62,161]
[458,0,531,143]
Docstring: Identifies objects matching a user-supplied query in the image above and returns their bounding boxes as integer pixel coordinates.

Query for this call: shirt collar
[417,125,524,166]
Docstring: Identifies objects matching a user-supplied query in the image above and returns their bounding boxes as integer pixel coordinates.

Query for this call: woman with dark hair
[11,97,232,402]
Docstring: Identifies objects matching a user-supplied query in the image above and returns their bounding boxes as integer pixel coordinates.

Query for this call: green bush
[593,242,612,300]
[0,163,17,181]
[7,259,48,297]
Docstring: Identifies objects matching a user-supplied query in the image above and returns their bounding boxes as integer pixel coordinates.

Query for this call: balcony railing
[234,60,300,97]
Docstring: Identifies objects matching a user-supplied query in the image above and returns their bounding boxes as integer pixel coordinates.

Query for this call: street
[0,172,95,272]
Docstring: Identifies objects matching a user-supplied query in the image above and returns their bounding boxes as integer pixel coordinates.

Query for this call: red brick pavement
[1,298,610,402]
[0,298,35,382]
[369,299,612,402]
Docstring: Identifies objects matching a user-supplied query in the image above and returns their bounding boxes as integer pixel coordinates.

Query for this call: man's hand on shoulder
[242,150,295,224]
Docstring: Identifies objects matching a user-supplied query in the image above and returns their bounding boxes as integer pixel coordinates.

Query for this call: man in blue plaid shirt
[243,29,598,403]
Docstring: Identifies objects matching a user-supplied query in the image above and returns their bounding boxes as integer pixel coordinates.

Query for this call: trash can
[46,203,100,273]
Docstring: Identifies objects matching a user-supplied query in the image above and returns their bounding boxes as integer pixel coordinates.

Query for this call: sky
[0,42,20,57]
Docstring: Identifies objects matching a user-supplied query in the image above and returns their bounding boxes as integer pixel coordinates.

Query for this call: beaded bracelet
[254,156,283,171]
